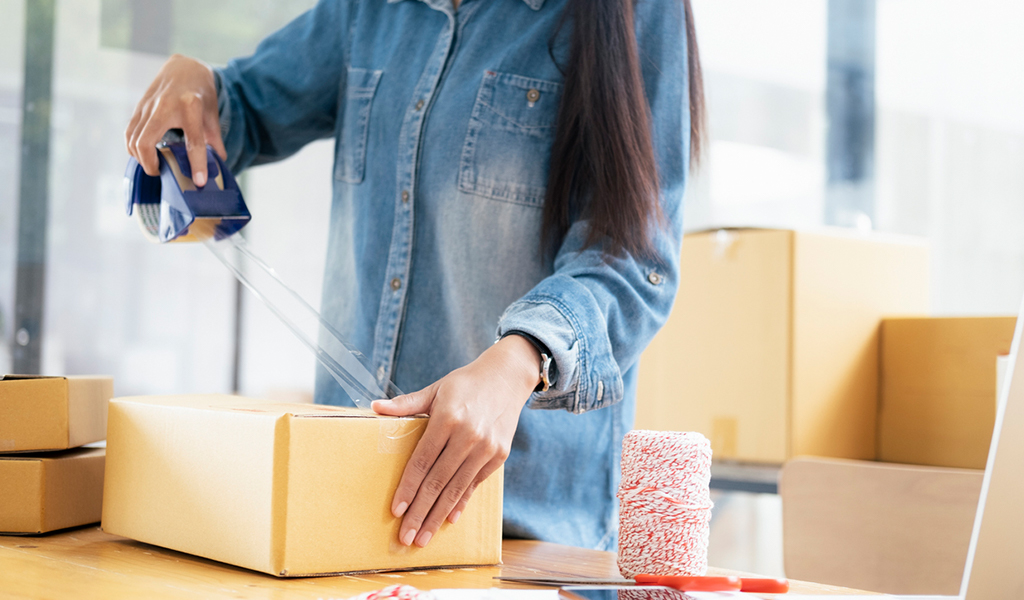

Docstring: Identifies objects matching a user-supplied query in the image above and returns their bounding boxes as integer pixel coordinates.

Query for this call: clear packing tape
[124,137,401,408]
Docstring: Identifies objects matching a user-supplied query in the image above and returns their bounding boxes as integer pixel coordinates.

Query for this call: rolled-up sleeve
[214,0,350,172]
[496,0,690,414]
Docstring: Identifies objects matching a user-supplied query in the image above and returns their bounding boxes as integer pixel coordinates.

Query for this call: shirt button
[376,365,386,381]
[415,99,425,111]
[648,272,663,285]
[401,190,409,203]
[526,88,540,103]
[391,277,402,291]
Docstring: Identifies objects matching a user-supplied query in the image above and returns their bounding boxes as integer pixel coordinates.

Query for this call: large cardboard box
[0,375,113,452]
[636,228,929,463]
[0,447,105,534]
[878,316,1016,469]
[102,395,503,577]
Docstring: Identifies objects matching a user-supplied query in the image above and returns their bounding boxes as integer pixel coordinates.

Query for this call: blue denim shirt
[215,0,690,550]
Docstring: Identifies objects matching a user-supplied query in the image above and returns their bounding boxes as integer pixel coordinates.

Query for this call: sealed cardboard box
[636,228,929,463]
[102,395,503,577]
[878,316,1016,469]
[0,447,105,534]
[0,375,113,452]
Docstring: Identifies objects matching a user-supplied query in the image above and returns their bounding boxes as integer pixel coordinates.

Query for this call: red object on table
[634,573,789,593]
[634,574,742,591]
[740,578,791,593]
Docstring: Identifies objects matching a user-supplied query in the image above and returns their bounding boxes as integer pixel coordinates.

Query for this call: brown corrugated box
[102,395,503,577]
[0,375,113,453]
[878,316,1016,469]
[636,228,929,463]
[780,457,982,595]
[0,447,106,534]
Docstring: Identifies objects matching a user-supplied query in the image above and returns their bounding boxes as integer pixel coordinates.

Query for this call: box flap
[0,375,65,381]
[112,394,395,419]
[684,225,928,248]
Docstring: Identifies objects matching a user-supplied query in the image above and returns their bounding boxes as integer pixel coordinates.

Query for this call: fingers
[447,455,503,524]
[389,412,447,520]
[124,54,222,177]
[125,103,144,157]
[182,96,209,187]
[372,388,433,417]
[132,108,166,177]
[401,442,490,548]
[126,97,156,167]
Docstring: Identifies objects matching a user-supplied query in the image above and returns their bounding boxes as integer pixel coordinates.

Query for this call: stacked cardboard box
[0,375,112,534]
[878,316,1016,469]
[636,228,930,462]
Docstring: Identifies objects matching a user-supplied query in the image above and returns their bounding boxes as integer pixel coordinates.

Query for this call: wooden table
[0,527,872,598]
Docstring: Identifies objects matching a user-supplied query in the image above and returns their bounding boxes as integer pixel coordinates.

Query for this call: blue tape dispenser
[122,132,402,407]
[124,130,250,243]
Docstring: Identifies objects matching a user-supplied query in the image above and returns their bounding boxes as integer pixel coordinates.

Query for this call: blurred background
[1,0,1022,578]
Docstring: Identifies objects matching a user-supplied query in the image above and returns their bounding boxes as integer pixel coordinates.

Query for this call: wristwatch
[503,331,557,392]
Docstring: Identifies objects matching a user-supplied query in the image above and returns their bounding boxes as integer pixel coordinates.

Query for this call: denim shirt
[215,0,690,550]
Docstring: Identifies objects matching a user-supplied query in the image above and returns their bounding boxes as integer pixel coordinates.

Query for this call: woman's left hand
[371,335,541,548]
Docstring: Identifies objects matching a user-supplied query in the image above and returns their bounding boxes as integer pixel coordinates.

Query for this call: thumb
[372,387,434,416]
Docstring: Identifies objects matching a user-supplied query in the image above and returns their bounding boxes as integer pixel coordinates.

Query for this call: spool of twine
[617,430,713,578]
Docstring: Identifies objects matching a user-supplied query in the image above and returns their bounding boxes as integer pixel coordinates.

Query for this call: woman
[125,0,703,551]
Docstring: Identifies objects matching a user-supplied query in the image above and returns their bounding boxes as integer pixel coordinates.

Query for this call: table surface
[0,527,873,599]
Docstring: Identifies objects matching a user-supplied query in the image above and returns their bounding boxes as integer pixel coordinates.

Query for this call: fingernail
[416,530,432,547]
[393,501,408,518]
[401,528,417,546]
[449,510,461,525]
[195,171,206,187]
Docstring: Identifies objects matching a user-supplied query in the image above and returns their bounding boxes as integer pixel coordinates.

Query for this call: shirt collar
[386,0,545,10]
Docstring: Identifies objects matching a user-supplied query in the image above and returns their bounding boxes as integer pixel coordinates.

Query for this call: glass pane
[686,0,828,231]
[0,0,25,374]
[25,0,320,396]
[876,0,1024,313]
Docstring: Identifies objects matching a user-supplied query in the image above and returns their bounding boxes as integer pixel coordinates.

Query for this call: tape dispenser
[124,130,250,243]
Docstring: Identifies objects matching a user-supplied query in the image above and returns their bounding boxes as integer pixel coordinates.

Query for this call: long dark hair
[544,0,705,258]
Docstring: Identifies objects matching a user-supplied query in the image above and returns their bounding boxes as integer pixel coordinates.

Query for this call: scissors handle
[636,575,742,591]
[635,574,789,593]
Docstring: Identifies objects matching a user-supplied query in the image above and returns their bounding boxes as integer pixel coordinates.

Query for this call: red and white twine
[617,430,713,578]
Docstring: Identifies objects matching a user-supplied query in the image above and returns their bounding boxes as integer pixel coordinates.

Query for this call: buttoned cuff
[496,275,624,414]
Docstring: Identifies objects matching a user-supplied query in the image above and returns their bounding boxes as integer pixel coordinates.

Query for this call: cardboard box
[0,447,105,534]
[878,316,1016,469]
[0,375,113,453]
[780,457,982,595]
[636,228,929,462]
[102,395,503,577]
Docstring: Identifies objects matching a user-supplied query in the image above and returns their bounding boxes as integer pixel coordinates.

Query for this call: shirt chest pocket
[459,71,562,207]
[335,67,383,184]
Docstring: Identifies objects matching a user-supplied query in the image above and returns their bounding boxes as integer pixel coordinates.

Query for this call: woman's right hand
[125,54,226,188]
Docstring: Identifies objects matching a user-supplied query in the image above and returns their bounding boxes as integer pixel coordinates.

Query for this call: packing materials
[780,457,982,595]
[636,228,929,463]
[0,447,105,534]
[0,375,113,453]
[102,395,503,577]
[878,316,1016,469]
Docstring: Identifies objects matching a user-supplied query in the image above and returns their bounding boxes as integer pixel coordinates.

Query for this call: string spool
[617,429,713,578]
